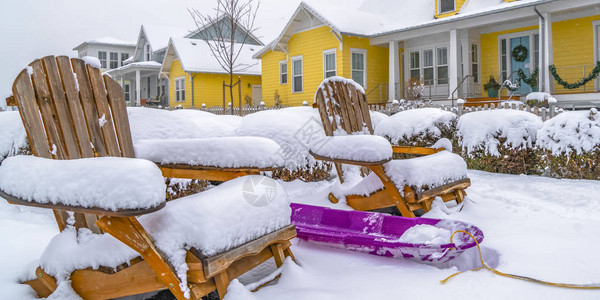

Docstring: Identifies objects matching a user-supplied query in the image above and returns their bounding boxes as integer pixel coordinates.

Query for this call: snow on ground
[1,170,600,299]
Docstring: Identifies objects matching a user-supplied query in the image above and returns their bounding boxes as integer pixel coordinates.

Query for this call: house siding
[261,50,288,106]
[552,15,600,93]
[169,59,261,108]
[342,35,389,103]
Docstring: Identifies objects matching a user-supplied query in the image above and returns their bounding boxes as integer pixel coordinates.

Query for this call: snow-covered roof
[73,37,136,50]
[255,0,553,57]
[105,61,162,76]
[142,24,191,51]
[163,38,261,76]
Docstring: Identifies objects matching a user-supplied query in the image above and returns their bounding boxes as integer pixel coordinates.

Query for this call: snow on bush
[537,109,600,180]
[0,111,29,162]
[457,110,543,156]
[536,109,600,155]
[374,108,457,147]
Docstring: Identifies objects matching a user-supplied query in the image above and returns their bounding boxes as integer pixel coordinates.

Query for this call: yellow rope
[440,230,600,289]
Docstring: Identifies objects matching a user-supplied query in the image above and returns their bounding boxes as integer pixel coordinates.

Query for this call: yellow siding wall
[480,26,537,96]
[552,15,600,93]
[260,25,392,106]
[341,35,389,103]
[169,59,261,108]
[261,50,288,106]
[435,0,467,19]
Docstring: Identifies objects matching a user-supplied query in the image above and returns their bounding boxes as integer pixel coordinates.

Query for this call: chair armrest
[392,146,444,155]
[309,150,390,166]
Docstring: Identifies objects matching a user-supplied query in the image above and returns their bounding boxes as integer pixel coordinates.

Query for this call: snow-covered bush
[457,110,544,174]
[374,108,457,149]
[0,112,30,164]
[236,106,331,181]
[537,109,600,179]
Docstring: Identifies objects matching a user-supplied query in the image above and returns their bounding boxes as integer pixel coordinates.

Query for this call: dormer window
[439,0,455,14]
[145,44,151,61]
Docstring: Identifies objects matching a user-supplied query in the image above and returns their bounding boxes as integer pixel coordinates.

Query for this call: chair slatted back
[314,78,374,183]
[12,55,135,232]
[314,78,373,136]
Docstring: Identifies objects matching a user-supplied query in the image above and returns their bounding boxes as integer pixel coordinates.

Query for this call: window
[410,51,420,80]
[323,49,336,79]
[120,53,129,65]
[279,61,287,84]
[351,49,366,88]
[533,34,540,70]
[471,44,479,83]
[175,77,185,102]
[145,44,151,61]
[109,52,119,69]
[439,0,455,14]
[501,39,508,81]
[291,56,303,93]
[124,82,130,102]
[98,51,107,69]
[423,49,434,85]
[437,47,448,85]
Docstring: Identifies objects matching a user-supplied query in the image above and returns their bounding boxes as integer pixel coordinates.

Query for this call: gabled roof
[185,15,264,46]
[73,37,136,51]
[140,24,191,51]
[162,38,261,76]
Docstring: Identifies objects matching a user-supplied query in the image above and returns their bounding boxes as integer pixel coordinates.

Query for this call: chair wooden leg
[23,267,57,298]
[270,243,286,268]
[214,272,229,300]
[328,192,339,204]
[455,189,466,204]
[283,247,295,262]
[97,216,194,300]
[369,165,415,217]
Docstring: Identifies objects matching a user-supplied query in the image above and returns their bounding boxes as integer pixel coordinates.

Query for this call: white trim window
[98,51,107,69]
[351,49,367,88]
[279,61,287,84]
[423,49,434,85]
[124,82,131,102]
[471,44,479,83]
[439,0,455,14]
[292,56,303,93]
[409,51,420,80]
[175,77,185,102]
[500,39,508,81]
[437,47,448,85]
[120,53,129,66]
[323,49,337,79]
[109,52,119,69]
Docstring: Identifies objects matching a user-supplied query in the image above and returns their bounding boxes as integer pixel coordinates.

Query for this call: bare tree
[189,0,260,114]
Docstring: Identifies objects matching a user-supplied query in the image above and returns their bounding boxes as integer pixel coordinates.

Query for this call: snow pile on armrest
[0,156,166,211]
[374,108,456,145]
[134,137,284,168]
[536,109,600,155]
[139,175,291,296]
[457,110,543,156]
[310,135,393,162]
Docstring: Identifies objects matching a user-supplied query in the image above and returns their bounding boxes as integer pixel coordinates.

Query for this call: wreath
[512,45,528,62]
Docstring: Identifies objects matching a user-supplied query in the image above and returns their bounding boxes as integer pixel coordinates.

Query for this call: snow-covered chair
[312,77,470,217]
[0,56,295,299]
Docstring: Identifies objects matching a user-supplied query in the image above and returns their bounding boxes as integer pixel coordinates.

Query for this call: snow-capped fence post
[549,101,556,118]
[457,101,464,116]
[259,101,265,111]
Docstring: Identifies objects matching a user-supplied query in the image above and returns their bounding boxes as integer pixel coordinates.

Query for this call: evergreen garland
[517,68,538,88]
[549,61,600,89]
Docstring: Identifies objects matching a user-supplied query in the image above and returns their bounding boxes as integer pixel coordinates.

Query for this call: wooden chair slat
[29,59,67,159]
[12,70,51,158]
[104,75,135,158]
[56,56,94,158]
[357,90,373,133]
[71,59,108,157]
[349,85,366,132]
[86,65,121,156]
[336,81,358,132]
[315,90,333,135]
[41,56,81,159]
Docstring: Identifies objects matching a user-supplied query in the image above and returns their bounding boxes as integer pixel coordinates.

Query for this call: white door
[252,85,262,106]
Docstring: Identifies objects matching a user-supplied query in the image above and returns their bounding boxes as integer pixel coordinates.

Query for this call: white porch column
[448,29,459,99]
[540,13,553,93]
[388,40,399,101]
[135,70,141,107]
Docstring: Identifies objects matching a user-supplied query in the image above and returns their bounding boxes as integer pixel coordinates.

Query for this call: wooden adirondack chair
[312,77,470,218]
[1,55,295,299]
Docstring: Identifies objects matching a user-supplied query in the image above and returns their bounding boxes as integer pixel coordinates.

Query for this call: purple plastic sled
[291,203,484,264]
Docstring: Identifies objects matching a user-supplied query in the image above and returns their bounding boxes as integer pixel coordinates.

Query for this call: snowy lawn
[1,170,600,299]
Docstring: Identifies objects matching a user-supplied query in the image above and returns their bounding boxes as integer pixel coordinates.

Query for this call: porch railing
[365,83,388,104]
[551,64,599,94]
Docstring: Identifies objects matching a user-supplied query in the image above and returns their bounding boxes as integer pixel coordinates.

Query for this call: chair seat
[335,151,468,198]
[0,156,166,211]
[134,137,285,168]
[37,175,291,280]
[309,135,393,163]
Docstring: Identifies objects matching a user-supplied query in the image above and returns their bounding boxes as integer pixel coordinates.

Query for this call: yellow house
[258,0,600,105]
